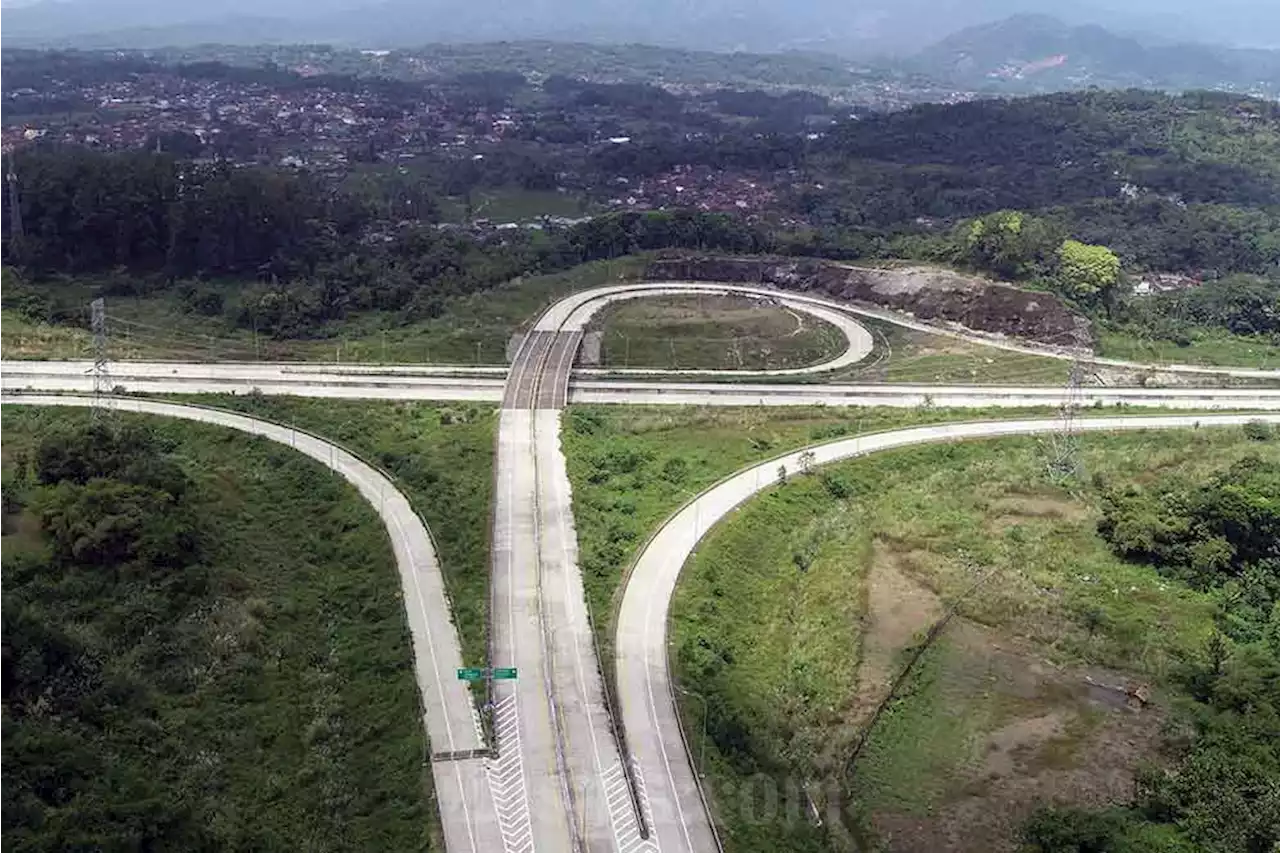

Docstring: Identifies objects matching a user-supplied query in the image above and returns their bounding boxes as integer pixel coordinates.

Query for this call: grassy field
[1,258,645,363]
[1,309,95,359]
[589,294,847,370]
[844,318,1072,385]
[2,406,440,851]
[563,404,1102,688]
[666,426,1279,853]
[1097,328,1280,369]
[171,396,497,667]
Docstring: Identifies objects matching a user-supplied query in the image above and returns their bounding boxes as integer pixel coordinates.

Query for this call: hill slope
[915,14,1280,92]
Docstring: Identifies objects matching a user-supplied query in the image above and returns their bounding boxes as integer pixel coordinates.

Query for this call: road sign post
[456,667,517,681]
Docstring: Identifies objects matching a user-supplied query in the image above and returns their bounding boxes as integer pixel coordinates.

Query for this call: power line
[1046,358,1085,481]
[91,298,111,421]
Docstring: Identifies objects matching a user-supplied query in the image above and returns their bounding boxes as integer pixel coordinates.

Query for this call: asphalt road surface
[4,396,504,853]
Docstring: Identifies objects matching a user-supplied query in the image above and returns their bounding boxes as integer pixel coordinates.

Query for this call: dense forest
[4,86,1280,347]
[1,412,436,851]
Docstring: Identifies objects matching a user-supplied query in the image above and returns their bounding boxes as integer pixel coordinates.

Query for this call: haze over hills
[4,0,1280,55]
[913,14,1280,92]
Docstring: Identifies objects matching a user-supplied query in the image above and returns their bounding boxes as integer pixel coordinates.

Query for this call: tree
[1056,239,1121,301]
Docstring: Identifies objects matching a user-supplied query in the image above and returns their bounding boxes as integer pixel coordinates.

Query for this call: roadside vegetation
[590,294,846,370]
[563,404,1182,681]
[174,396,496,666]
[845,318,1071,385]
[1,407,439,852]
[2,258,645,364]
[665,426,1279,853]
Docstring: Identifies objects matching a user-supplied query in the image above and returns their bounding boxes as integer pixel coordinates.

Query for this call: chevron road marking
[485,694,534,853]
[601,758,660,853]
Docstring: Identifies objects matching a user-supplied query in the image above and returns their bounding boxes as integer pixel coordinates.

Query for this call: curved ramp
[614,413,1280,853]
[3,396,502,853]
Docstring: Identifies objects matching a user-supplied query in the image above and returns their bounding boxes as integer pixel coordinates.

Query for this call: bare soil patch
[852,543,945,724]
[986,494,1090,534]
[871,617,1165,853]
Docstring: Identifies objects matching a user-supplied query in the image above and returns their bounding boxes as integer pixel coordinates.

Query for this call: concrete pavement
[3,395,503,853]
[8,362,1280,410]
[13,278,1280,853]
[615,412,1280,853]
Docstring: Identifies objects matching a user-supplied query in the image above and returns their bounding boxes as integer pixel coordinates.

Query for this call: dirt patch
[987,495,1090,534]
[853,543,946,724]
[871,617,1165,853]
[646,254,1092,347]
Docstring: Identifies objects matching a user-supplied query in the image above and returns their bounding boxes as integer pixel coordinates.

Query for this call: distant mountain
[5,0,1279,56]
[0,0,887,55]
[913,14,1280,92]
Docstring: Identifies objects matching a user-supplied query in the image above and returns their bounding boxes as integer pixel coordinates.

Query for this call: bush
[1243,420,1275,441]
[1022,807,1133,853]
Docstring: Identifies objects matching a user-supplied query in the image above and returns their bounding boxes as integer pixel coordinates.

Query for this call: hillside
[914,14,1280,93]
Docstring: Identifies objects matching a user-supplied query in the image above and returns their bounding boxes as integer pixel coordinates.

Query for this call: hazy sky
[3,0,1278,51]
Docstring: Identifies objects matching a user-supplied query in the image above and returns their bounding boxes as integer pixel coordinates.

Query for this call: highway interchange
[6,281,1280,853]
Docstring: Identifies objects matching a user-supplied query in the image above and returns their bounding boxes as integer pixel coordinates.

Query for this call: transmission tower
[6,150,24,243]
[1047,358,1085,481]
[91,298,112,420]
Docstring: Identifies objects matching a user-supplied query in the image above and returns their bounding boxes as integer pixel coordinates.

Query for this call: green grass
[846,639,978,815]
[2,406,440,851]
[564,404,1089,689]
[168,396,497,668]
[849,318,1072,385]
[2,257,646,363]
[665,427,1279,851]
[0,309,94,359]
[590,294,847,370]
[1097,328,1280,369]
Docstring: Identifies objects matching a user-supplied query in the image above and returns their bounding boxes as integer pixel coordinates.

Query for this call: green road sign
[456,667,517,681]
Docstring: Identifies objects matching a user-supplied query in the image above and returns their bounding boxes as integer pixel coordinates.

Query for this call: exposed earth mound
[645,255,1093,348]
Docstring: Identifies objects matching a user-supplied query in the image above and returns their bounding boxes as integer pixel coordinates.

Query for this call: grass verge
[564,404,1082,688]
[1097,328,1280,370]
[589,294,846,370]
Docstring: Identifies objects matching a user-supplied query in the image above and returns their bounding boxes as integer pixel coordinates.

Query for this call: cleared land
[437,188,589,224]
[667,427,1279,853]
[846,318,1071,385]
[1,407,439,851]
[589,294,847,370]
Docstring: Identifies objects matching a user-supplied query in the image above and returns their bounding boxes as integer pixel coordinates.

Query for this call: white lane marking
[601,759,660,853]
[486,694,535,853]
